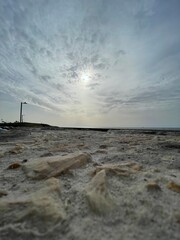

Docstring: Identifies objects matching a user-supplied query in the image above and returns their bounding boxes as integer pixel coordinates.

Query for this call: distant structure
[20,102,27,123]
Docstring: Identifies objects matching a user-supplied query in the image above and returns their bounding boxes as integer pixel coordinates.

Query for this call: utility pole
[20,102,27,123]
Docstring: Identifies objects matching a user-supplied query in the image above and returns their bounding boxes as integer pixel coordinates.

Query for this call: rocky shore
[0,127,180,240]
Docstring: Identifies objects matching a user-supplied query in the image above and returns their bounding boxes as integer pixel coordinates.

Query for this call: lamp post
[20,102,27,123]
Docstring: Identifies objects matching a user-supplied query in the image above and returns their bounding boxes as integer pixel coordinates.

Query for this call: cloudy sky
[0,0,180,128]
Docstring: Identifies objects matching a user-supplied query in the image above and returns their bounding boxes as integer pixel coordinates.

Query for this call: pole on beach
[20,102,27,123]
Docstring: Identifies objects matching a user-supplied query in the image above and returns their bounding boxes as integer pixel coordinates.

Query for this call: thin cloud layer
[0,0,180,126]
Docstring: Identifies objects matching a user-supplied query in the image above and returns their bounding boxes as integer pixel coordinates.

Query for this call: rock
[85,170,113,214]
[0,178,66,233]
[22,159,28,163]
[40,152,53,157]
[0,151,4,158]
[7,162,21,169]
[99,144,107,149]
[0,189,8,197]
[167,181,180,193]
[77,143,85,147]
[64,198,71,210]
[153,168,161,173]
[146,181,161,191]
[23,152,92,179]
[161,142,180,150]
[0,127,8,132]
[93,161,141,176]
[8,144,24,154]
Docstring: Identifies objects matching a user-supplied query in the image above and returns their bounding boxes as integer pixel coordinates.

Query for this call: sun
[80,72,91,82]
[79,67,93,83]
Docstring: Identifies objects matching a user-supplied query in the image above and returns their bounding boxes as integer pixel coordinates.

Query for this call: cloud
[0,0,180,127]
[86,83,100,90]
[40,75,52,82]
[115,50,126,57]
[97,76,180,113]
[0,91,15,102]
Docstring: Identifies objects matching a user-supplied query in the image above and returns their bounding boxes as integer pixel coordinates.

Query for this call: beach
[0,126,180,240]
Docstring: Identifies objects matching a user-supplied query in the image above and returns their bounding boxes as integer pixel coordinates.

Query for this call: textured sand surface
[0,127,180,240]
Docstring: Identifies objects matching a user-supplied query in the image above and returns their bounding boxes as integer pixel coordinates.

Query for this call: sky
[0,0,180,128]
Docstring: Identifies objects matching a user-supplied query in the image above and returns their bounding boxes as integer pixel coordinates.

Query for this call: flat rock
[7,162,21,169]
[167,181,180,193]
[146,181,161,191]
[85,170,114,214]
[23,152,92,179]
[0,178,66,233]
[93,161,141,176]
[8,144,25,154]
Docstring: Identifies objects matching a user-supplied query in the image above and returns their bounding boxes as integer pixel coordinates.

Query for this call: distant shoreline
[0,122,180,133]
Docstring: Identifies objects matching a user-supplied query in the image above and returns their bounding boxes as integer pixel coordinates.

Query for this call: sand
[0,127,180,240]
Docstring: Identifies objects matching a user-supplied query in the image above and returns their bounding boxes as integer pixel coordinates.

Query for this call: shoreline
[1,122,180,132]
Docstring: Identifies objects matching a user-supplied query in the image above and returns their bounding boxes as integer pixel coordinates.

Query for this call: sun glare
[79,67,93,83]
[81,72,90,81]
